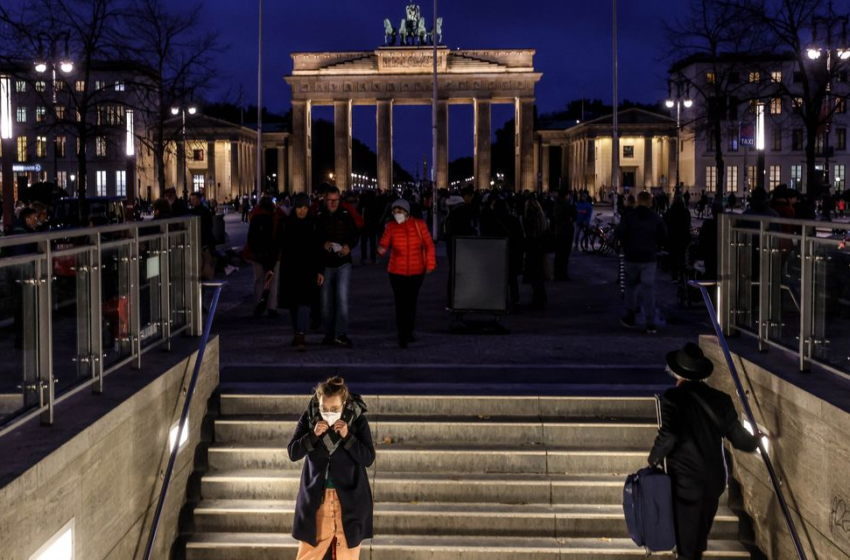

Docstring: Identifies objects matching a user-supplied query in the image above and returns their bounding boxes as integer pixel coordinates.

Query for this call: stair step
[185,534,750,560]
[191,500,739,539]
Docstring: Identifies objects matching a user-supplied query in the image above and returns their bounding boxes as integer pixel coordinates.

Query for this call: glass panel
[0,261,41,425]
[766,234,801,350]
[732,229,759,333]
[810,240,850,371]
[52,250,93,395]
[139,238,164,349]
[101,245,133,369]
[169,232,188,332]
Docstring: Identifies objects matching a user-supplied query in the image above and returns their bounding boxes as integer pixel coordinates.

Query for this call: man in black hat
[648,342,763,560]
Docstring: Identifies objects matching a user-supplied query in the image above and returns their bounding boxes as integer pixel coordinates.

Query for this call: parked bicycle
[580,216,618,255]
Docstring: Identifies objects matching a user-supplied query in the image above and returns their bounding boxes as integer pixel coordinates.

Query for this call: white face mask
[321,411,342,425]
[393,213,407,224]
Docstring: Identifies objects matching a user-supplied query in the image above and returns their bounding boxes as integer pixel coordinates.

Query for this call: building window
[728,129,739,152]
[623,145,634,158]
[749,71,761,83]
[94,80,106,91]
[769,165,781,190]
[770,98,782,114]
[75,80,85,92]
[791,165,803,189]
[839,128,847,151]
[836,165,846,191]
[55,80,64,92]
[792,129,804,151]
[837,98,847,114]
[193,174,205,190]
[792,97,803,112]
[706,166,717,191]
[706,71,716,84]
[726,165,738,192]
[115,81,125,92]
[193,149,205,161]
[96,107,105,125]
[36,106,46,122]
[771,71,783,83]
[816,132,827,155]
[96,170,107,196]
[116,170,126,196]
[56,136,66,158]
[15,81,26,92]
[17,137,27,161]
[76,137,81,155]
[57,171,67,189]
[772,128,782,151]
[35,81,47,92]
[36,136,47,158]
[747,165,758,189]
[55,105,65,120]
[16,107,26,122]
[96,136,107,157]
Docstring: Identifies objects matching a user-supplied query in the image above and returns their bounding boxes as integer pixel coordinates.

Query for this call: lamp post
[665,83,693,193]
[171,105,197,198]
[1,75,14,234]
[431,0,439,240]
[34,33,73,187]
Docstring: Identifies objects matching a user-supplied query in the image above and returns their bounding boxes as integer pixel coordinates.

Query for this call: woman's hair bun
[329,376,345,386]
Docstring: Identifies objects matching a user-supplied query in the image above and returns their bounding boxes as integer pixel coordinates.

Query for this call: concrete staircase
[179,392,753,559]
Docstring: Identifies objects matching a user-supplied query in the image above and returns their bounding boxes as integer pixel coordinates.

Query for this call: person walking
[377,199,436,348]
[288,377,374,560]
[523,196,551,309]
[316,187,360,348]
[574,193,593,249]
[245,197,285,318]
[279,193,324,351]
[616,191,667,333]
[664,195,692,283]
[648,343,762,560]
[552,189,576,281]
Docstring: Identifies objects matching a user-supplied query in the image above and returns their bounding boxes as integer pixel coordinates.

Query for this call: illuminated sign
[13,163,42,172]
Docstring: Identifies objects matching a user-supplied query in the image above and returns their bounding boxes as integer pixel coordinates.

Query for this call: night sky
[204,0,691,174]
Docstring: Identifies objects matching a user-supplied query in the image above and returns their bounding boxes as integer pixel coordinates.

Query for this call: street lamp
[171,105,197,198]
[1,75,14,233]
[34,32,74,187]
[665,81,693,193]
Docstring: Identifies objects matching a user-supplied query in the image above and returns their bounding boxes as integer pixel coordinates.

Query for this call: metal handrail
[143,281,226,560]
[688,280,808,560]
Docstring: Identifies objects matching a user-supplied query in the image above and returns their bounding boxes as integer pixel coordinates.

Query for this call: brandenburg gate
[285,47,542,192]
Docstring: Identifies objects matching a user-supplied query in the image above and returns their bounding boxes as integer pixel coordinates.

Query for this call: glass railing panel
[731,229,759,334]
[101,244,133,369]
[0,260,41,424]
[810,239,850,371]
[169,232,188,332]
[139,238,165,349]
[765,234,802,351]
[51,249,94,395]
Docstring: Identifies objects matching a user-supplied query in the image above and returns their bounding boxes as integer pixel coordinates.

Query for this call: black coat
[649,381,760,490]
[278,214,323,308]
[288,411,375,548]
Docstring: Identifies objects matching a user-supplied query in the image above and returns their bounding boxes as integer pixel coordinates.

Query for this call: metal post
[182,110,188,198]
[431,0,439,240]
[39,240,54,425]
[758,221,770,351]
[130,229,142,369]
[799,228,812,371]
[188,217,202,336]
[91,235,104,393]
[161,227,172,351]
[256,0,264,200]
[611,0,619,197]
[675,101,681,190]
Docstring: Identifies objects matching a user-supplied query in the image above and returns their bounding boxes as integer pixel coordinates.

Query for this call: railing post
[798,228,812,372]
[719,214,732,335]
[758,220,770,352]
[188,217,202,337]
[130,228,142,369]
[39,239,54,426]
[90,234,104,394]
[161,226,172,352]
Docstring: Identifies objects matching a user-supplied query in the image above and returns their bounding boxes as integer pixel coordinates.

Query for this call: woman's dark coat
[278,213,323,308]
[287,408,375,548]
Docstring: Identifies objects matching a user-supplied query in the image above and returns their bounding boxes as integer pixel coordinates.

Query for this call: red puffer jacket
[379,218,437,276]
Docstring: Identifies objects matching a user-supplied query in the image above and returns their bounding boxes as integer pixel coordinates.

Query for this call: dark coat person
[649,343,762,560]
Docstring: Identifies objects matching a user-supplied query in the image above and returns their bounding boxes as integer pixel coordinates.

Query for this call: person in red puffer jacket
[378,199,437,348]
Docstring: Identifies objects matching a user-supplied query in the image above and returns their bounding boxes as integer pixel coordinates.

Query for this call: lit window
[75,108,81,122]
[705,166,717,192]
[193,174,205,190]
[792,97,803,111]
[94,80,106,91]
[726,165,738,191]
[193,149,205,162]
[727,129,739,152]
[56,136,66,158]
[96,170,107,195]
[55,80,64,92]
[96,136,107,157]
[35,81,46,92]
[770,98,782,115]
[55,105,66,120]
[836,165,846,191]
[706,72,716,84]
[771,71,782,83]
[36,136,47,157]
[17,137,27,161]
[115,81,125,92]
[76,137,81,155]
[57,171,67,189]
[769,165,781,190]
[96,107,105,125]
[747,166,757,189]
[116,170,126,196]
[749,71,761,83]
[837,98,847,114]
[790,165,802,189]
[36,106,47,122]
[15,81,26,92]
[16,107,26,122]
[75,80,85,92]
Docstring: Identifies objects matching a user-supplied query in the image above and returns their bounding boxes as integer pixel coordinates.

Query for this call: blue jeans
[624,261,656,323]
[322,263,351,338]
[290,306,310,334]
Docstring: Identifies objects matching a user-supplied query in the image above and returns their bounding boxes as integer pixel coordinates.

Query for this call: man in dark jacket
[316,186,360,348]
[649,343,762,560]
[616,191,667,333]
[552,189,576,281]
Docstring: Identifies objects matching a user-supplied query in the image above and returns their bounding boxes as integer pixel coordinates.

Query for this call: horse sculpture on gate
[383,4,443,47]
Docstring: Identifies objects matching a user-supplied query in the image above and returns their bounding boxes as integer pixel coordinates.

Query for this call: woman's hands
[313,419,349,439]
[314,421,329,437]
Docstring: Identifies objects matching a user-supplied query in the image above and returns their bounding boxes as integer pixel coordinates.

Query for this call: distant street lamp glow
[60,61,73,73]
[0,76,12,139]
[125,110,135,157]
[683,99,694,108]
[34,61,48,73]
[807,48,822,60]
[665,99,675,108]
[839,49,850,60]
[171,107,180,116]
[188,106,197,115]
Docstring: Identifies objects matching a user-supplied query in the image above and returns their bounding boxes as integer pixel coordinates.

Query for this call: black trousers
[360,229,378,263]
[554,231,574,279]
[389,273,424,341]
[671,473,723,560]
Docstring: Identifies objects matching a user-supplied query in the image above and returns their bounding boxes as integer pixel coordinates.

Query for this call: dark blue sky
[207,0,690,173]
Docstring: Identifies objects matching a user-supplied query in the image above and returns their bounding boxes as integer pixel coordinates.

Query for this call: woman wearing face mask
[377,199,437,348]
[288,376,374,560]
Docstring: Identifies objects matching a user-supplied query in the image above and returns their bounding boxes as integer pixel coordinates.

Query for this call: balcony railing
[0,216,202,434]
[718,212,850,379]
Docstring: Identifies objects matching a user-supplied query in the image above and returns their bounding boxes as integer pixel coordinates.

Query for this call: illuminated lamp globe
[807,48,821,60]
[683,99,694,108]
[170,107,180,116]
[60,61,74,73]
[188,106,197,115]
[34,61,48,73]
[665,99,675,108]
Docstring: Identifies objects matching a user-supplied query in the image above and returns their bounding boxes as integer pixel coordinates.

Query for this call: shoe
[335,335,354,349]
[620,314,636,328]
[321,336,335,346]
[646,324,658,334]
[295,332,307,352]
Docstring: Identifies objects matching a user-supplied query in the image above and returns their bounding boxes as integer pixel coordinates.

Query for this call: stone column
[334,100,352,191]
[474,99,491,191]
[207,141,216,200]
[176,140,186,196]
[230,140,239,199]
[277,145,286,193]
[376,100,393,191]
[587,139,596,190]
[668,137,678,190]
[515,98,536,191]
[643,136,654,189]
[540,143,550,192]
[436,100,449,189]
[291,100,311,193]
[560,144,570,189]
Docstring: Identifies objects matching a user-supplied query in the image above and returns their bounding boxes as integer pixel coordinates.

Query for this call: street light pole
[256,0,263,200]
[172,105,197,198]
[1,75,14,234]
[431,0,439,240]
[611,0,619,209]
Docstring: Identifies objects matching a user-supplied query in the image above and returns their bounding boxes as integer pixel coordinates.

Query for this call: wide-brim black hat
[666,342,714,380]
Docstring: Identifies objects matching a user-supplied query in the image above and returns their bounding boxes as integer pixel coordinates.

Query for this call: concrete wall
[700,335,850,560]
[0,337,219,560]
